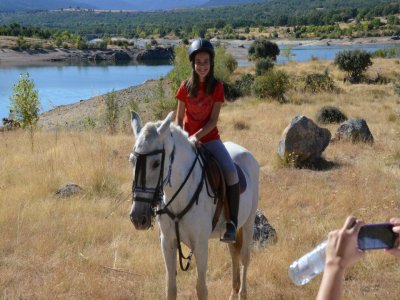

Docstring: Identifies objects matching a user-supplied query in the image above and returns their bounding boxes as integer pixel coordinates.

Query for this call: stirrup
[220,221,237,244]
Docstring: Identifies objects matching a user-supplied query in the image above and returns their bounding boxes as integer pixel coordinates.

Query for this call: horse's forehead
[134,123,162,151]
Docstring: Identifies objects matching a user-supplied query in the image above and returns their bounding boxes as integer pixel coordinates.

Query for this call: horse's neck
[163,128,203,210]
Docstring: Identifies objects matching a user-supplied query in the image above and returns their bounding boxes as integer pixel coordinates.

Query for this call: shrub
[223,82,241,101]
[304,72,335,93]
[151,79,177,119]
[315,106,347,124]
[235,73,254,96]
[83,116,96,129]
[104,90,119,134]
[214,47,237,82]
[255,57,274,76]
[252,70,290,102]
[334,49,373,83]
[224,74,254,101]
[248,38,280,61]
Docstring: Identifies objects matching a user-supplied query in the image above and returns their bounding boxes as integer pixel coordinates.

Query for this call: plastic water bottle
[288,239,328,286]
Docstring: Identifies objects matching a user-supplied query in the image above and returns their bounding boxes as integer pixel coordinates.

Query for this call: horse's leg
[193,240,209,300]
[238,212,256,300]
[228,237,241,300]
[161,234,177,300]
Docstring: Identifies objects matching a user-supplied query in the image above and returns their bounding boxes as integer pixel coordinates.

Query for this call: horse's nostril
[141,216,147,226]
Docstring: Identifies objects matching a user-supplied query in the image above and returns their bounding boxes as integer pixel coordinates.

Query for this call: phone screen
[358,223,398,250]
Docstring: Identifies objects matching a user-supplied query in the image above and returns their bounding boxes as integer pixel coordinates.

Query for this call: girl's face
[194,52,211,82]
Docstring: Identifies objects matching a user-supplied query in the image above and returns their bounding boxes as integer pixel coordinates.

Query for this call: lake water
[0,63,173,120]
[1,42,399,120]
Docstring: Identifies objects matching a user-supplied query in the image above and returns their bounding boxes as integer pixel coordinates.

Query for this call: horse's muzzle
[130,212,152,230]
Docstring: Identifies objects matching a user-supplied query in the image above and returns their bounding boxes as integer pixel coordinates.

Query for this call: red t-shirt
[176,81,224,143]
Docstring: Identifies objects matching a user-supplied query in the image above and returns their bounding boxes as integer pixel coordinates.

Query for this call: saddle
[199,147,247,231]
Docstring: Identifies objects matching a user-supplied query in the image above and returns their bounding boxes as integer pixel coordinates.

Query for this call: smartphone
[358,223,399,250]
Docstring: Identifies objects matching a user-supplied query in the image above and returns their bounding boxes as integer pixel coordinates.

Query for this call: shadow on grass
[299,157,340,171]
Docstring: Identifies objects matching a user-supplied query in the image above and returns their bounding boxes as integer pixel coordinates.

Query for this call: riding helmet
[188,39,215,61]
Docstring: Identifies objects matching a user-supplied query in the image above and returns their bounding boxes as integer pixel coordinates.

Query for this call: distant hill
[0,0,209,12]
[204,0,265,6]
[0,0,94,11]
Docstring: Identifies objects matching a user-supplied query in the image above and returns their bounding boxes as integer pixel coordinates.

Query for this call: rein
[157,149,204,271]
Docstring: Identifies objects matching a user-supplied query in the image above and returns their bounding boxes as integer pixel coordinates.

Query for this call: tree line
[0,0,398,38]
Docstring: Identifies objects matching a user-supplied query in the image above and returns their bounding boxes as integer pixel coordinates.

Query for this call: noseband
[132,148,166,216]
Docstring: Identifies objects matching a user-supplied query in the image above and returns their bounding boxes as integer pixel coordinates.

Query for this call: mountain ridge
[0,0,213,12]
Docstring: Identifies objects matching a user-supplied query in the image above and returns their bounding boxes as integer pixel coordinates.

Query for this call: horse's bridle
[131,148,166,217]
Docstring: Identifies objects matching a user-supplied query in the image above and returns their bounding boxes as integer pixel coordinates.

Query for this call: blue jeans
[203,139,238,186]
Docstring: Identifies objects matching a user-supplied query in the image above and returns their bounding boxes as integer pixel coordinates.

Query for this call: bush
[151,79,177,119]
[248,39,280,61]
[334,49,373,83]
[252,70,290,102]
[235,73,254,96]
[224,74,254,101]
[255,57,275,76]
[304,72,335,93]
[223,82,241,101]
[315,106,347,124]
[104,90,119,134]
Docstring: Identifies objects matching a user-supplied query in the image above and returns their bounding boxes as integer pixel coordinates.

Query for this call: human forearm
[316,264,345,300]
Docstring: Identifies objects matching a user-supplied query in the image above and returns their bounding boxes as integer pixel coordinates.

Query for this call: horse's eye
[152,160,160,169]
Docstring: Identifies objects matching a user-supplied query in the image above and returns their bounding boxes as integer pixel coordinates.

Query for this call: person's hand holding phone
[385,217,400,257]
[325,216,365,270]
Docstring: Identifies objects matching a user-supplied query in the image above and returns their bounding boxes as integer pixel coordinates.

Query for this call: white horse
[129,111,259,300]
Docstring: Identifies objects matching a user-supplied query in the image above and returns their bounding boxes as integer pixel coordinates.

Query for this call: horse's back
[224,141,260,179]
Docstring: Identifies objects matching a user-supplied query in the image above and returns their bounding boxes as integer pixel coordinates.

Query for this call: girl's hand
[189,135,200,148]
[385,217,400,257]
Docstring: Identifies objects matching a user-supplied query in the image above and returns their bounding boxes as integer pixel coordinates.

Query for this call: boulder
[334,118,374,143]
[112,50,131,61]
[253,209,277,246]
[55,183,82,198]
[134,46,174,61]
[278,115,331,164]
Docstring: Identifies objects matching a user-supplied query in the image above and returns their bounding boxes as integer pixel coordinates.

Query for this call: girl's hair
[184,51,219,97]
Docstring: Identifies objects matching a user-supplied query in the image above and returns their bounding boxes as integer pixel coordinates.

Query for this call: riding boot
[221,182,240,243]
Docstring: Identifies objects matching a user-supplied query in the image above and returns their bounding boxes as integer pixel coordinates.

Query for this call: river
[1,42,399,120]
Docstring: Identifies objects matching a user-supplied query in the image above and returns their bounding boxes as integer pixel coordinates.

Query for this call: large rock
[278,115,331,164]
[253,209,277,246]
[334,118,374,143]
[134,47,174,61]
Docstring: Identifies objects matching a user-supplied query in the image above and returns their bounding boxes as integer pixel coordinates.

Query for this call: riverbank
[37,78,174,130]
[0,46,173,67]
[1,36,399,67]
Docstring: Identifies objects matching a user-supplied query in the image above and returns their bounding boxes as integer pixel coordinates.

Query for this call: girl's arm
[192,102,222,141]
[175,100,185,129]
[316,216,364,300]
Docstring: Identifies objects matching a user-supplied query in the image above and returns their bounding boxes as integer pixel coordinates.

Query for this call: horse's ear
[157,111,174,136]
[131,111,142,138]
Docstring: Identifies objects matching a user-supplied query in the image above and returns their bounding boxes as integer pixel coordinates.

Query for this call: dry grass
[1,59,400,299]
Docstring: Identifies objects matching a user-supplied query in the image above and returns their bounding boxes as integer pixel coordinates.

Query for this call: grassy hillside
[1,58,400,299]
